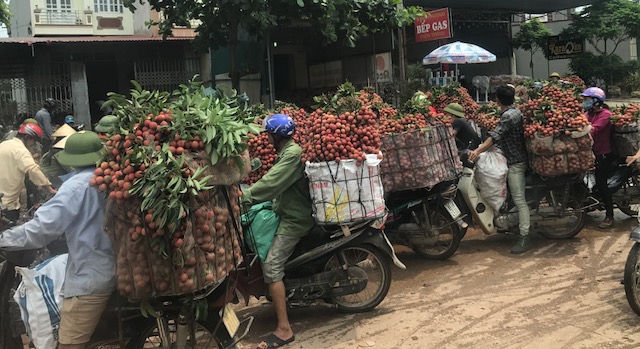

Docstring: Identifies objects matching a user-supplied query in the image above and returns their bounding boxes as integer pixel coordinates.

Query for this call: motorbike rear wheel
[324,245,391,314]
[624,243,640,317]
[130,317,224,349]
[536,191,586,239]
[411,209,461,260]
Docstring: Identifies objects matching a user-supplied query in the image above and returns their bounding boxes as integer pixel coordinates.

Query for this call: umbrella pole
[455,64,458,82]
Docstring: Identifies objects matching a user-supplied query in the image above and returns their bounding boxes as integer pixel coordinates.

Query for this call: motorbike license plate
[444,200,461,218]
[221,304,240,337]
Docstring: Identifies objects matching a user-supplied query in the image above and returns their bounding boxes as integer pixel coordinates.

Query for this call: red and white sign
[414,8,452,43]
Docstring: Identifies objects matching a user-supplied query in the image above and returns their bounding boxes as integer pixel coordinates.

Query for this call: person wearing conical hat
[0,131,115,348]
[39,124,77,188]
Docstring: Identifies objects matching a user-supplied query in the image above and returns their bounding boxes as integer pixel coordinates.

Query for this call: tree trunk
[530,52,535,79]
[228,18,240,91]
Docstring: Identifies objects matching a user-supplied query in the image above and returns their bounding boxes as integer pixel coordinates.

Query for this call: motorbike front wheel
[624,243,640,317]
[324,244,392,314]
[411,209,462,260]
[0,263,23,349]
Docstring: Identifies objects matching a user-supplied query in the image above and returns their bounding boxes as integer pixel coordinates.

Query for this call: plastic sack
[305,154,386,225]
[14,254,68,349]
[474,150,509,212]
[529,132,554,155]
[241,202,280,262]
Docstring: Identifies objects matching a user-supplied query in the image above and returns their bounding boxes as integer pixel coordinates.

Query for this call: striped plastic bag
[14,254,68,349]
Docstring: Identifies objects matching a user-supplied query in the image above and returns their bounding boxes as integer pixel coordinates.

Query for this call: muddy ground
[235,211,640,349]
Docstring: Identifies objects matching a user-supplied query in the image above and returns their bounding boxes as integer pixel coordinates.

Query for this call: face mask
[582,100,594,110]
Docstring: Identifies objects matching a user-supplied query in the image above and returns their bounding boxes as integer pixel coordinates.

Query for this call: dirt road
[236,212,640,349]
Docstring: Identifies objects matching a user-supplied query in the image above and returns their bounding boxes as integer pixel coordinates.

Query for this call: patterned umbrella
[422,41,496,65]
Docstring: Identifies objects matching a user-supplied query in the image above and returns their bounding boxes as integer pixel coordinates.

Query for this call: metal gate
[134,57,200,92]
[0,62,72,127]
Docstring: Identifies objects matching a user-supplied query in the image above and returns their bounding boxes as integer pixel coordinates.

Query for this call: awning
[404,0,595,13]
[0,35,192,46]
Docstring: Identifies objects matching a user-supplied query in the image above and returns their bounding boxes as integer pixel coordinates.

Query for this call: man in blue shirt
[0,131,115,349]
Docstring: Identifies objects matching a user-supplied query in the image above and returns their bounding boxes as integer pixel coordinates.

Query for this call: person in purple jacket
[582,87,614,229]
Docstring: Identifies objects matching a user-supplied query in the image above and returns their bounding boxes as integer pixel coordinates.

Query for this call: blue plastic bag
[241,202,280,262]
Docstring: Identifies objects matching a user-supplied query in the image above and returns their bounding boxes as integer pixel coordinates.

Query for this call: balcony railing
[34,10,90,25]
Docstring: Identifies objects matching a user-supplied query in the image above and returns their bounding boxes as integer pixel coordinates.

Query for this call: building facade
[511,9,639,81]
[1,0,208,130]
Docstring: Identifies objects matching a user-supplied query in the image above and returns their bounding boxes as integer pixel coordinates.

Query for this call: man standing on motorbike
[0,131,115,349]
[582,87,615,229]
[241,114,314,349]
[469,85,531,254]
[0,123,56,222]
[444,102,481,150]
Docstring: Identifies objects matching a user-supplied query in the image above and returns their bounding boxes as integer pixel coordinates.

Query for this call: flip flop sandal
[257,333,295,349]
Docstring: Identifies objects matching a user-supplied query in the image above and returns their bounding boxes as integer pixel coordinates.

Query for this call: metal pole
[266,33,275,108]
[372,33,378,93]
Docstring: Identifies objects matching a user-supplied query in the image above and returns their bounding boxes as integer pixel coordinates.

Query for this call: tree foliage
[562,0,640,56]
[122,0,423,89]
[0,0,10,27]
[562,0,640,88]
[512,18,553,78]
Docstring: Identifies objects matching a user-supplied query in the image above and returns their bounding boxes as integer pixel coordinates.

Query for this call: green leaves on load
[168,82,259,165]
[103,78,256,236]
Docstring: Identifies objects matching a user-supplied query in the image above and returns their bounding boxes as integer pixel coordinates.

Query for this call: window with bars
[94,0,123,13]
[46,0,72,12]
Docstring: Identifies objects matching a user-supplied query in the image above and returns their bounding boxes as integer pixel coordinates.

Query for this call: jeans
[595,154,614,218]
[508,162,530,237]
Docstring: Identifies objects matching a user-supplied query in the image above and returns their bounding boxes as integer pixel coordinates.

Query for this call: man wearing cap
[0,123,55,221]
[444,102,481,150]
[0,131,115,349]
[94,115,119,141]
[549,72,561,83]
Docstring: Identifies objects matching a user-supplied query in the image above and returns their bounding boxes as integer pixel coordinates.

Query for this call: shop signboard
[547,35,585,60]
[325,60,343,87]
[309,60,343,88]
[375,52,392,83]
[414,8,452,43]
[309,63,325,88]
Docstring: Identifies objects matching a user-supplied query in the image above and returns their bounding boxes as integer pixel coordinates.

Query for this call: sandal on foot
[257,333,295,349]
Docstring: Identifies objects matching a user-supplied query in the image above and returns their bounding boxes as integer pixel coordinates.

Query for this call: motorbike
[236,217,405,313]
[384,181,467,260]
[624,226,640,316]
[456,154,587,239]
[584,160,640,217]
[0,193,251,349]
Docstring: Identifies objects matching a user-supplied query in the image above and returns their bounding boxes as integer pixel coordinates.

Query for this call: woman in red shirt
[582,87,614,229]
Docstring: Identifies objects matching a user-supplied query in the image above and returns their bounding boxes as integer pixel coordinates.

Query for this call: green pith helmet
[57,131,105,168]
[94,115,119,134]
[550,72,560,78]
[443,103,465,118]
[23,118,38,125]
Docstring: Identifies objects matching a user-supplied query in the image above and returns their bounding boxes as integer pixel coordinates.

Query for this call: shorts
[263,234,300,284]
[58,293,111,345]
